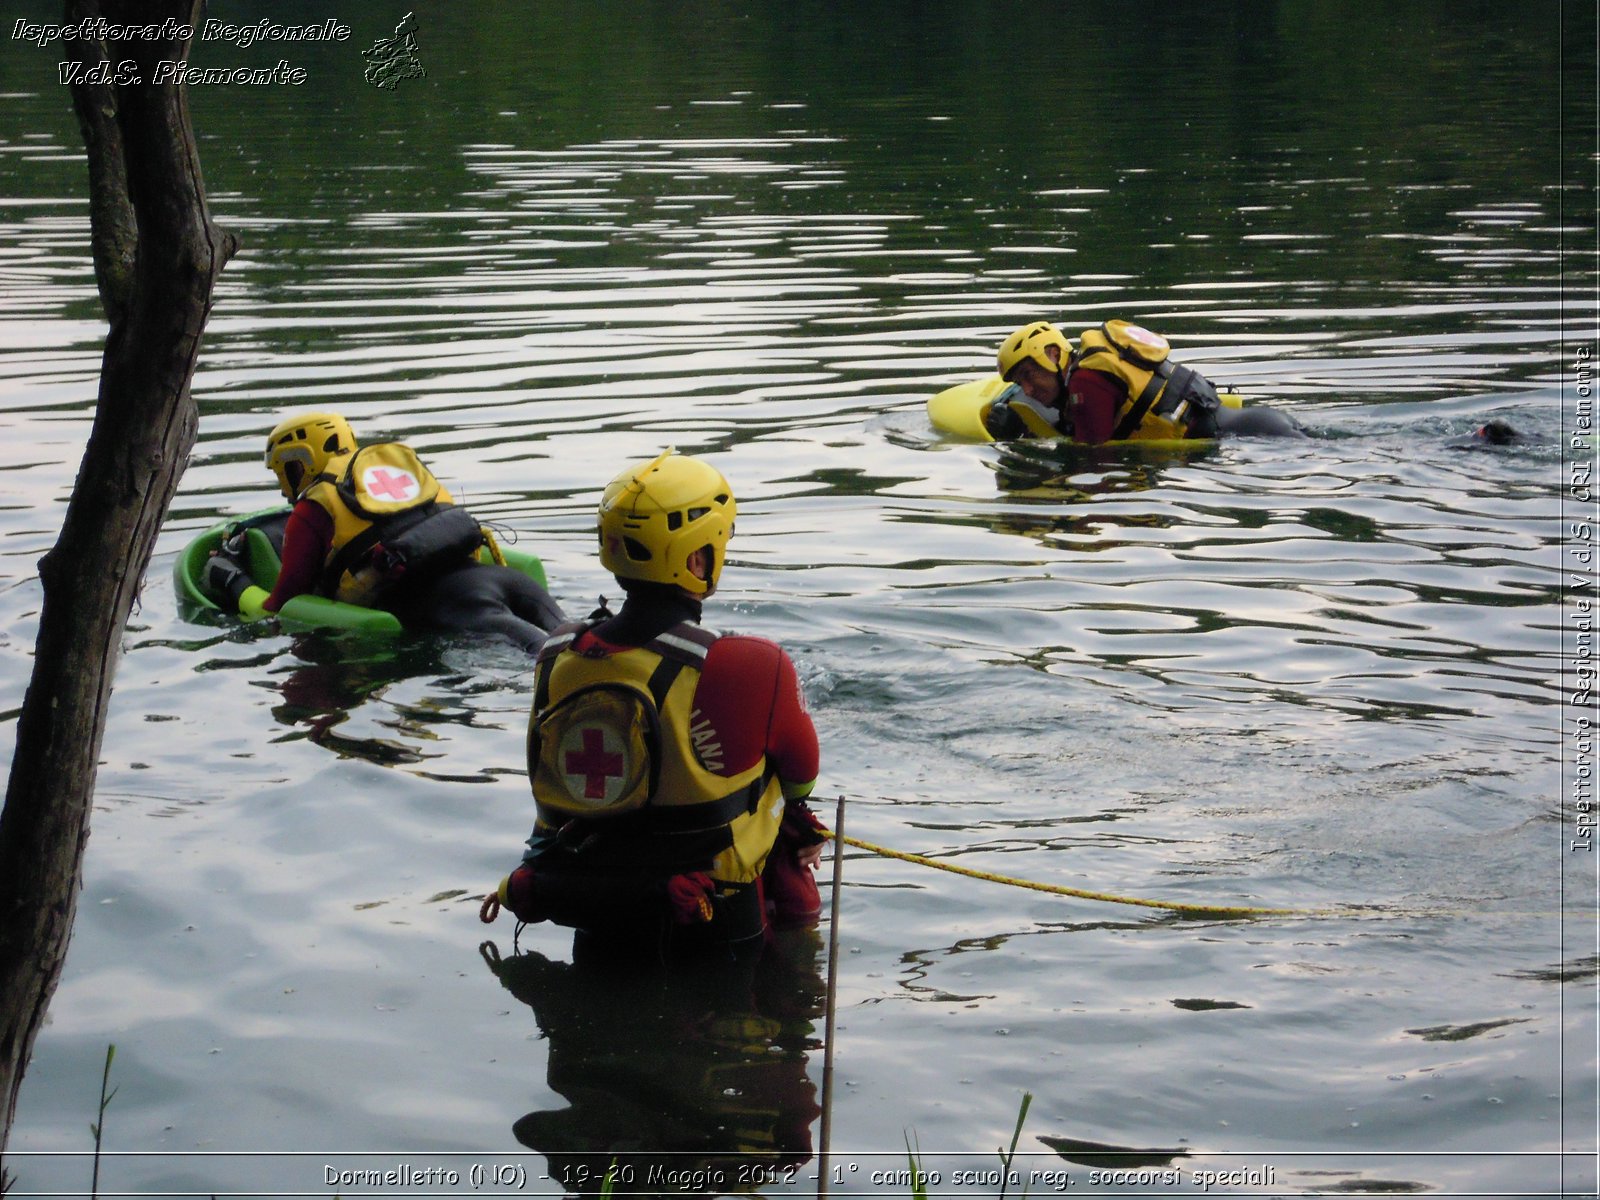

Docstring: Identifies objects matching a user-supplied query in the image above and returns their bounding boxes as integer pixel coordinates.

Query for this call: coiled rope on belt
[827,831,1329,919]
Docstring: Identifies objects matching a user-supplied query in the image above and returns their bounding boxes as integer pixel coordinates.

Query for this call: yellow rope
[828,831,1328,919]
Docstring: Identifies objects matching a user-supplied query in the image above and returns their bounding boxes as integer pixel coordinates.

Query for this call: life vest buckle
[370,542,403,577]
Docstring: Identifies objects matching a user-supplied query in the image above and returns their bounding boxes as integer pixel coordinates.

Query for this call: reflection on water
[483,933,823,1198]
[270,634,444,767]
[0,2,1593,1196]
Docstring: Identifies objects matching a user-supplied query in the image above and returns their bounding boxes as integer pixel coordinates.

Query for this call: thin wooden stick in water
[818,795,845,1197]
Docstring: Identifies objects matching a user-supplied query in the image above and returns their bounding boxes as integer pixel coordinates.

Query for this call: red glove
[498,865,545,924]
[780,802,828,848]
[665,872,716,924]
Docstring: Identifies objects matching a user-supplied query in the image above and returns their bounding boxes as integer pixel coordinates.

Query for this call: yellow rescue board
[927,376,1242,446]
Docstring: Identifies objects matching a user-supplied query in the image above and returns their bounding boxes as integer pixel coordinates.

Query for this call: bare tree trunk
[0,0,235,1165]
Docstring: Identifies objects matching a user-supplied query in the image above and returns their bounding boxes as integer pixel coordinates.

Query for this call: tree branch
[0,0,234,1162]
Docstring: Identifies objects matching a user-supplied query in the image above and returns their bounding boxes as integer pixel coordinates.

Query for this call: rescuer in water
[484,449,828,963]
[985,319,1307,443]
[204,411,564,649]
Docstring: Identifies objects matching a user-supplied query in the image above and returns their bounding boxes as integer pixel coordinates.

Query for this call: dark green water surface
[1,3,1596,1196]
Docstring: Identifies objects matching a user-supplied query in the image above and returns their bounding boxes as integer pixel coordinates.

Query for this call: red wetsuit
[262,499,334,612]
[1063,367,1124,444]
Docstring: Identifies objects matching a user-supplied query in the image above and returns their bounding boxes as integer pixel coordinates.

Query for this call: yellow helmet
[598,451,736,596]
[264,412,355,500]
[997,321,1073,380]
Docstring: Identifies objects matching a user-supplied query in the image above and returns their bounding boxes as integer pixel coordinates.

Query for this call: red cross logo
[364,466,418,502]
[564,726,624,800]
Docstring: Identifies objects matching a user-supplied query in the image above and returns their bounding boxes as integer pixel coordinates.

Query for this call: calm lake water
[2,3,1597,1197]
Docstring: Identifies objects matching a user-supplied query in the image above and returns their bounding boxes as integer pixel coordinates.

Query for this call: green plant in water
[904,1130,930,1200]
[597,1160,618,1197]
[997,1091,1032,1200]
[898,1091,1031,1199]
[88,1044,118,1200]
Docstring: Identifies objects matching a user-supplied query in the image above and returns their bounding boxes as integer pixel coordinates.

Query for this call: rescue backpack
[335,442,443,517]
[527,621,723,823]
[318,443,486,603]
[530,680,662,818]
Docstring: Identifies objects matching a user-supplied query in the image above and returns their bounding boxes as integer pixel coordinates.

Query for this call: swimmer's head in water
[265,412,356,500]
[1472,419,1519,445]
[598,450,736,597]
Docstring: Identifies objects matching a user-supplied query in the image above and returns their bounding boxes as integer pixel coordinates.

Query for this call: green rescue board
[174,506,548,634]
[927,376,1243,447]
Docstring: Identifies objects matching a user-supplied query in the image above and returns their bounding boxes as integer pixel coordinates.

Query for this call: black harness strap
[645,656,686,712]
[1111,364,1173,441]
[1155,363,1197,426]
[532,654,555,715]
[317,502,438,597]
[610,767,773,834]
[1157,364,1195,411]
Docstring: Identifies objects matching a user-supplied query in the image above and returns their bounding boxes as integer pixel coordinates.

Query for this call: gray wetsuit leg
[407,565,567,651]
[1216,404,1309,439]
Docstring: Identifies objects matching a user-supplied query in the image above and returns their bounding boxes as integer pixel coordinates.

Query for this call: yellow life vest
[1071,320,1221,441]
[527,620,784,890]
[301,443,481,605]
